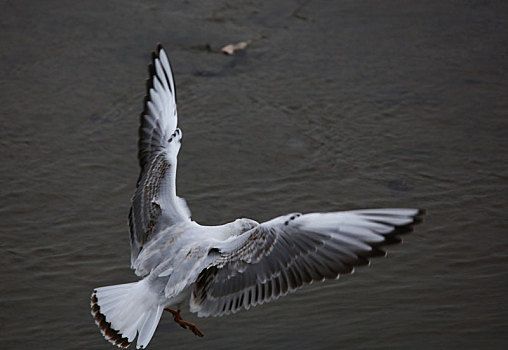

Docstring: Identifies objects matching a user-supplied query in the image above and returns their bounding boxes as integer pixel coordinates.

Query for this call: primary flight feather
[91,45,425,349]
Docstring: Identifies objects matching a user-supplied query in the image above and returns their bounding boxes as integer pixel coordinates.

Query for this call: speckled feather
[91,45,425,350]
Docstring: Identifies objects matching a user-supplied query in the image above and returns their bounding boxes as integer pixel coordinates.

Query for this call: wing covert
[191,208,425,317]
[129,45,191,267]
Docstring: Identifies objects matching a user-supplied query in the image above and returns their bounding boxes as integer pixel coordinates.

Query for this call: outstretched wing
[129,45,191,266]
[191,208,425,317]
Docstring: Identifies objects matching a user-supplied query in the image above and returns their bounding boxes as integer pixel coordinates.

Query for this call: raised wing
[191,208,425,317]
[129,45,191,266]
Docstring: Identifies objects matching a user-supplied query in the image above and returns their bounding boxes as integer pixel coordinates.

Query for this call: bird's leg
[164,308,204,337]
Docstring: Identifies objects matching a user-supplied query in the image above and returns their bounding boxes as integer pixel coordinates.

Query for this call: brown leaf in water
[221,40,252,55]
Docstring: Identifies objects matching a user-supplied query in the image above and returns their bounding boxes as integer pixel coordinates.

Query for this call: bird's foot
[164,308,204,337]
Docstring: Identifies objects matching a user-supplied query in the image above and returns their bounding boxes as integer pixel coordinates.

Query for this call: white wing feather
[129,45,191,267]
[191,208,424,317]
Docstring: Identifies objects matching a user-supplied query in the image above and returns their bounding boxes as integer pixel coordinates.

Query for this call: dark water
[1,1,507,349]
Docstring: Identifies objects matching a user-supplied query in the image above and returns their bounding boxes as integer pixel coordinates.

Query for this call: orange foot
[164,308,204,337]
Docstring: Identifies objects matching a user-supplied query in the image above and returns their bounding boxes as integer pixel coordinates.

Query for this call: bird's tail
[91,280,164,349]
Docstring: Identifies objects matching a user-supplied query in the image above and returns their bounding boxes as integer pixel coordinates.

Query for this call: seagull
[91,44,425,349]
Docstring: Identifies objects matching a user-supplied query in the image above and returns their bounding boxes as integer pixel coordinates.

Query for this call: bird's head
[234,218,259,234]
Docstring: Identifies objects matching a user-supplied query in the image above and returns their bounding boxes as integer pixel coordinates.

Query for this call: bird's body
[91,45,425,349]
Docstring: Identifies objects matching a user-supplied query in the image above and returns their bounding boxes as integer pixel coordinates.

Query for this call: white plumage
[91,45,425,349]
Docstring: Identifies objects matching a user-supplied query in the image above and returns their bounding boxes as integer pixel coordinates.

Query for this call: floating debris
[221,40,252,55]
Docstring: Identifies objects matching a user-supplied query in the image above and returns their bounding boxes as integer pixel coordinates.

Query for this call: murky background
[1,1,507,349]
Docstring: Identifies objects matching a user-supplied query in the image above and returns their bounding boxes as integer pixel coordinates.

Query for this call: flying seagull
[91,44,425,349]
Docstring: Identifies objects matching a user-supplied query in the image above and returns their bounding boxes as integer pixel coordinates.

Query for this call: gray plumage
[91,45,425,349]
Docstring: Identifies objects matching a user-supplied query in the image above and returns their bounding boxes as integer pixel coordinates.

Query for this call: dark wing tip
[137,45,166,170]
[412,209,426,225]
[371,208,426,248]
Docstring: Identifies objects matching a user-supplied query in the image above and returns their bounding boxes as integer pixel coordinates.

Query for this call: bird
[90,44,425,349]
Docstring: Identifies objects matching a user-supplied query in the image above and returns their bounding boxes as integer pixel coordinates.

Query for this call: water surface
[1,1,507,349]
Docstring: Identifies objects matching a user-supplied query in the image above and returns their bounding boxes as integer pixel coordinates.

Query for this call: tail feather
[137,305,164,347]
[91,293,131,348]
[91,281,164,349]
